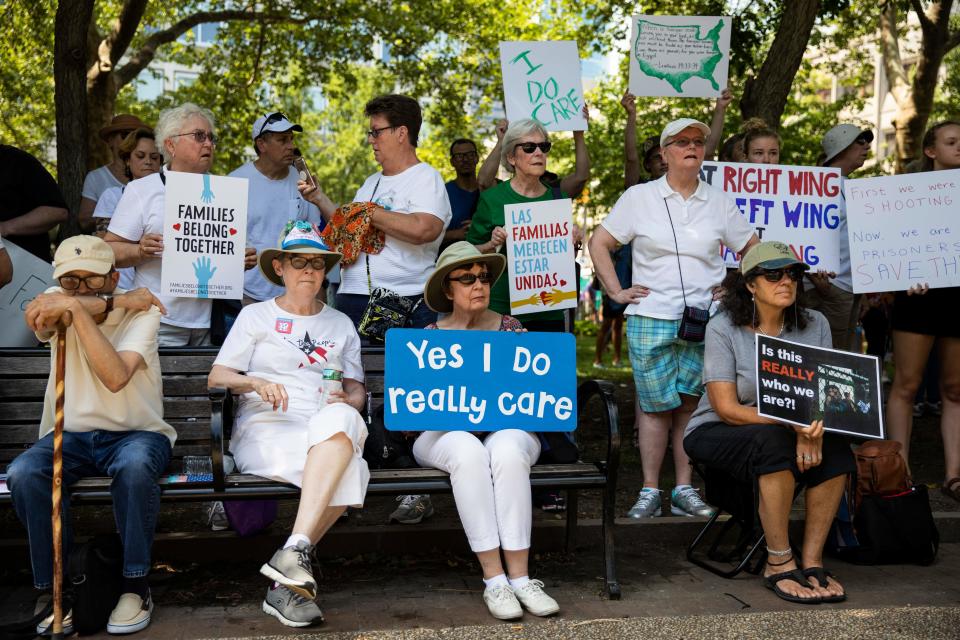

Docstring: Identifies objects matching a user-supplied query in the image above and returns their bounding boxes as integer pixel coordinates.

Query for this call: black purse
[358,255,421,343]
[663,197,710,342]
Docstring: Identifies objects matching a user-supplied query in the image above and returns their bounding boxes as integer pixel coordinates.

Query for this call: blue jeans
[7,430,172,589]
[336,292,438,344]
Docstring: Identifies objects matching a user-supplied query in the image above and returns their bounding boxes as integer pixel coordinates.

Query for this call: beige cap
[53,235,115,279]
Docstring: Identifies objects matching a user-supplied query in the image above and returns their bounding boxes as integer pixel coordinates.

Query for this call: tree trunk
[87,74,118,169]
[740,0,822,127]
[53,0,95,222]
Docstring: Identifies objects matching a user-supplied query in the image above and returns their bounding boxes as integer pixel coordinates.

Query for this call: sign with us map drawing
[504,198,577,313]
[162,171,248,300]
[628,15,732,98]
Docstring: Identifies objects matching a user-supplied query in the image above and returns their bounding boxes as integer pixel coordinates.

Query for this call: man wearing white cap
[229,112,325,305]
[589,118,759,521]
[9,235,170,635]
[803,124,873,352]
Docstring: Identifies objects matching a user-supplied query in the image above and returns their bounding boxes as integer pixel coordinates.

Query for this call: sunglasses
[59,274,109,290]
[514,141,552,154]
[257,111,289,138]
[286,255,327,270]
[447,272,494,286]
[451,151,478,161]
[171,129,217,145]
[758,267,803,283]
[664,137,706,149]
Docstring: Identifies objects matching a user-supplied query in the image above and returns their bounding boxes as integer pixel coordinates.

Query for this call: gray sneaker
[260,541,317,600]
[206,501,229,531]
[626,488,661,518]
[389,494,434,524]
[670,486,716,518]
[262,583,324,627]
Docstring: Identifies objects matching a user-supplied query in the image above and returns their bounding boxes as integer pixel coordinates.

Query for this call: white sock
[509,576,530,590]
[483,574,509,589]
[283,533,311,550]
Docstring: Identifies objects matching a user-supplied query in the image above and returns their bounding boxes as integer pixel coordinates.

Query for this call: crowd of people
[2,88,958,632]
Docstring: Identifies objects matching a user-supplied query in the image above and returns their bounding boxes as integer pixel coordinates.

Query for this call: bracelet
[766,546,793,557]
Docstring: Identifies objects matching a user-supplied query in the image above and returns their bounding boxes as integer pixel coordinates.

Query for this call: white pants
[413,430,540,552]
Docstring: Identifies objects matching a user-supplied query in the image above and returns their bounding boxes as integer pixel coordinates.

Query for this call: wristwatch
[96,294,114,314]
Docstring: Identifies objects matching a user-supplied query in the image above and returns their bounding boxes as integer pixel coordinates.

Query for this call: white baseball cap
[660,118,711,147]
[251,112,303,141]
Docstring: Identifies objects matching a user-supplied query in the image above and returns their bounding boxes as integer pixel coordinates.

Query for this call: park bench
[0,345,622,598]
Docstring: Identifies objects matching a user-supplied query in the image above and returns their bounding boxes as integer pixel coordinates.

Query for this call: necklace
[757,317,785,337]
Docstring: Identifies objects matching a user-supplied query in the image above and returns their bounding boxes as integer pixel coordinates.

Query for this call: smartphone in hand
[293,156,316,188]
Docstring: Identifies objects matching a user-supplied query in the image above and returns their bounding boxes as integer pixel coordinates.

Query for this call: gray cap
[822,124,873,165]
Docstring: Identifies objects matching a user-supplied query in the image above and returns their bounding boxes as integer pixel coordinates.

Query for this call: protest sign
[700,161,843,272]
[161,171,248,300]
[628,15,732,98]
[756,335,884,440]
[504,198,577,313]
[845,169,960,293]
[384,329,577,432]
[499,41,587,132]
[0,240,56,347]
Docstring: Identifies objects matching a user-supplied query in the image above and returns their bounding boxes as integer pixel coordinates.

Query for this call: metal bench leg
[602,476,621,599]
[565,490,578,552]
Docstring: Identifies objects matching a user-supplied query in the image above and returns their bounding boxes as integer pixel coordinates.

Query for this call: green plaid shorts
[626,315,705,413]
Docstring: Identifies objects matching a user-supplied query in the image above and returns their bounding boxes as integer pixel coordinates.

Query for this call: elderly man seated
[8,235,170,636]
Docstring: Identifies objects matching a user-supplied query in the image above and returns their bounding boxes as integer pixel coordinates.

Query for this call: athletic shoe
[512,579,559,616]
[260,541,317,600]
[389,494,434,524]
[482,584,523,620]
[106,592,153,634]
[927,401,943,416]
[262,583,324,627]
[206,500,229,531]
[627,488,661,518]
[913,402,925,418]
[671,486,716,518]
[36,608,73,636]
[592,362,606,369]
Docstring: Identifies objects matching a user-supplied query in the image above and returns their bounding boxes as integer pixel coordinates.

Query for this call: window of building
[136,69,164,101]
[174,70,199,90]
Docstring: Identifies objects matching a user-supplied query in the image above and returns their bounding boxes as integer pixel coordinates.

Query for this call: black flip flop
[802,567,847,603]
[764,569,822,604]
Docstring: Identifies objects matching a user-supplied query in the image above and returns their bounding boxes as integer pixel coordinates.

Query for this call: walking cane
[50,322,67,639]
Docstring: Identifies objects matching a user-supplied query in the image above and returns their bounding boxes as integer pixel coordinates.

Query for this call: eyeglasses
[664,137,706,149]
[758,267,803,283]
[59,274,109,290]
[257,112,289,138]
[447,272,494,286]
[451,151,478,161]
[170,130,217,145]
[514,141,552,154]
[367,125,397,139]
[287,255,327,270]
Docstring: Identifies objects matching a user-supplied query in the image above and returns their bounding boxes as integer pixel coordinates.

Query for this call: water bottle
[321,355,344,406]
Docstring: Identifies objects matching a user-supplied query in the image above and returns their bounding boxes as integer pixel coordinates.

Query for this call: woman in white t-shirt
[208,221,368,628]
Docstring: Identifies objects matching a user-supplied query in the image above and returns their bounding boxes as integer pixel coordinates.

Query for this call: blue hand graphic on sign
[193,256,217,298]
[200,174,215,203]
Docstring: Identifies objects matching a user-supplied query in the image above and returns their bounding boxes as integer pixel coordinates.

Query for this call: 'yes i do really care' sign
[161,171,248,300]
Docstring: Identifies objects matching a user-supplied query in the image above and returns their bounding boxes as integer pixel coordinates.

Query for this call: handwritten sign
[699,162,843,272]
[162,171,248,300]
[504,198,577,313]
[0,240,55,347]
[845,169,960,293]
[628,15,732,98]
[756,335,884,440]
[384,329,577,432]
[499,41,587,132]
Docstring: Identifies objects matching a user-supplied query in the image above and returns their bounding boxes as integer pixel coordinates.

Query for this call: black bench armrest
[576,379,621,486]
[209,387,233,493]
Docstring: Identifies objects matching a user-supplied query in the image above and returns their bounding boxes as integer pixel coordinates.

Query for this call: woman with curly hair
[742,118,781,165]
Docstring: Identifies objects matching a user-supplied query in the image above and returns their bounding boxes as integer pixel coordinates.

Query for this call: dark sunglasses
[286,255,327,270]
[451,151,478,161]
[447,272,494,286]
[514,141,552,154]
[59,274,109,290]
[758,267,803,283]
[171,129,217,145]
[257,112,289,138]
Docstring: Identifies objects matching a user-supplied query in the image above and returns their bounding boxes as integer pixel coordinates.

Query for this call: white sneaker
[107,592,153,634]
[512,579,559,616]
[482,584,523,620]
[36,608,73,636]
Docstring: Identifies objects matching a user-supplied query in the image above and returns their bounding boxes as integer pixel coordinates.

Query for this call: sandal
[942,478,960,503]
[802,567,846,603]
[764,569,822,604]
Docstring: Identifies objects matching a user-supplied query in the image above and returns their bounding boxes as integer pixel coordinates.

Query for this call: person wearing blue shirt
[442,138,480,250]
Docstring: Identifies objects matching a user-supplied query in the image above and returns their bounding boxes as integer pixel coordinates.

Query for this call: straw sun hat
[423,241,506,313]
[258,220,342,286]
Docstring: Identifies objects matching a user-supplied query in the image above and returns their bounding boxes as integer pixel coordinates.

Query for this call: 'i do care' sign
[161,171,248,300]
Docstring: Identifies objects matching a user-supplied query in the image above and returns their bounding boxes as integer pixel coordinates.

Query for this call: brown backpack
[851,439,912,509]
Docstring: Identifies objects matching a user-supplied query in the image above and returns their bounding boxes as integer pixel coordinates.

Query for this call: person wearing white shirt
[589,118,759,520]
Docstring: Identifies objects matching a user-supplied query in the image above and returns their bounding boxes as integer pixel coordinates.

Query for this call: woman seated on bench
[411,241,560,621]
[683,241,854,604]
[208,221,368,628]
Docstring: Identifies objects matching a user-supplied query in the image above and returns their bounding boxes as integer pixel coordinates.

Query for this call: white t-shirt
[214,299,364,433]
[93,186,135,291]
[82,165,124,202]
[37,288,175,446]
[107,172,211,328]
[601,175,755,320]
[834,179,852,292]
[227,162,324,301]
[339,162,451,297]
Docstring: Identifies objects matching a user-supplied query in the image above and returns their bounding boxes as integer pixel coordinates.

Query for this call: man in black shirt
[0,145,69,261]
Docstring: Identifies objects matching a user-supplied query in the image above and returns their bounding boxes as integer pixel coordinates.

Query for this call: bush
[574,319,599,336]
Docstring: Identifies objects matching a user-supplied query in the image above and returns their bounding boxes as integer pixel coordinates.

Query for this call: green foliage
[574,319,599,336]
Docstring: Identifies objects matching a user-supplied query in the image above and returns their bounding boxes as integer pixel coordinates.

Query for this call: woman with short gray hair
[499,119,549,174]
[153,103,216,164]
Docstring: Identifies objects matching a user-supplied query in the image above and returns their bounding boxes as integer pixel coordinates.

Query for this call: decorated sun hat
[739,241,810,275]
[423,241,507,313]
[258,220,342,286]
